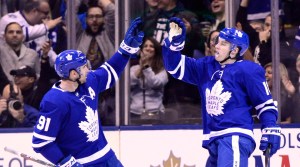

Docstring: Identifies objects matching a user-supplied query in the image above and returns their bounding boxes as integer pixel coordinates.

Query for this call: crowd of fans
[0,0,300,127]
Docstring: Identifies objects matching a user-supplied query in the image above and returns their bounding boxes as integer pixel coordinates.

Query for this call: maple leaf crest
[150,151,195,167]
[205,80,231,116]
[163,151,180,167]
[78,106,99,142]
[66,54,72,60]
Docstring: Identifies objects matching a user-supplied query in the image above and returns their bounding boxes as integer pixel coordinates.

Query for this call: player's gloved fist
[56,155,82,167]
[259,126,281,157]
[164,17,186,51]
[119,17,144,56]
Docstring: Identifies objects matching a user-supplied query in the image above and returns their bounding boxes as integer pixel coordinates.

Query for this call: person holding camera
[0,83,39,128]
[10,64,56,110]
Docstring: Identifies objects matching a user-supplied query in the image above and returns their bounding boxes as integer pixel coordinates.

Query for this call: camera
[8,99,22,110]
[7,82,22,110]
[0,83,22,127]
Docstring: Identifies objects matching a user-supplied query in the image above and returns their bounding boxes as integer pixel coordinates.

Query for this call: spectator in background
[0,22,40,81]
[194,0,225,58]
[246,0,283,31]
[0,64,9,95]
[209,0,225,31]
[0,0,62,65]
[140,0,160,38]
[130,37,168,122]
[204,30,219,56]
[237,0,292,69]
[0,83,39,128]
[264,62,295,124]
[76,0,115,70]
[76,0,116,125]
[9,62,56,110]
[34,12,60,66]
[291,53,300,123]
[236,0,261,54]
[0,0,62,42]
[10,66,38,106]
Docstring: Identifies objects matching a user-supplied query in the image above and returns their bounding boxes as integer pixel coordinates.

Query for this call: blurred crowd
[1,0,300,127]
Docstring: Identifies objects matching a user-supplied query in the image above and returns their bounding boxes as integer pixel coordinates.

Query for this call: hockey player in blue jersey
[162,17,281,166]
[31,17,144,167]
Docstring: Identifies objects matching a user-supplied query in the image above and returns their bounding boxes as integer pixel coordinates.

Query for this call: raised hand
[43,16,62,30]
[119,17,144,56]
[164,17,186,51]
[281,75,295,96]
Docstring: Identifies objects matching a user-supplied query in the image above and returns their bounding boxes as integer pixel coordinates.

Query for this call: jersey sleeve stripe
[104,62,118,82]
[32,140,53,148]
[77,144,111,164]
[202,128,254,141]
[168,55,185,80]
[254,99,274,110]
[33,132,56,141]
[257,106,278,118]
[178,55,185,80]
[100,64,111,89]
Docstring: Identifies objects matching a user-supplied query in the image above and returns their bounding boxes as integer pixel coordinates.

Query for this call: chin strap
[219,51,236,64]
[67,70,82,85]
[75,78,81,85]
[66,77,81,85]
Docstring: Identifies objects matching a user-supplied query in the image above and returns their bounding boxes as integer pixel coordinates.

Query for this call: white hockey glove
[56,155,82,167]
[164,17,186,51]
[119,17,144,56]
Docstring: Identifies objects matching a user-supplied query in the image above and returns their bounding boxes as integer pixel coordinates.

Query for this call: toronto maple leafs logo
[66,54,73,60]
[78,87,99,142]
[78,106,99,142]
[235,30,243,37]
[150,151,195,167]
[205,80,231,116]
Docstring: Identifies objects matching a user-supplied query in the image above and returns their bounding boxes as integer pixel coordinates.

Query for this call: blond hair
[264,62,289,80]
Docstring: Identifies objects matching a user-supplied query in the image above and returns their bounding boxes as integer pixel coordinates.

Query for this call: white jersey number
[37,116,51,132]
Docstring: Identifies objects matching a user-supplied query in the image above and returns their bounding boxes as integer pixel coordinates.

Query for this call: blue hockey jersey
[162,46,278,148]
[32,52,129,165]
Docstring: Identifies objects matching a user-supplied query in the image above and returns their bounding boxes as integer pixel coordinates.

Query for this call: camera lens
[9,100,22,110]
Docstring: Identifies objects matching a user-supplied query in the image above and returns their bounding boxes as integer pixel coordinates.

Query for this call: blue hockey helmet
[219,27,249,56]
[55,50,87,78]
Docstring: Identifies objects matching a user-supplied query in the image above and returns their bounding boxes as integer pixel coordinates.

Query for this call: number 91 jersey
[31,51,129,166]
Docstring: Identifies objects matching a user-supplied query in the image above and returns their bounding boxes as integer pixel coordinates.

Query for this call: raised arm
[92,17,145,92]
[162,17,203,86]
